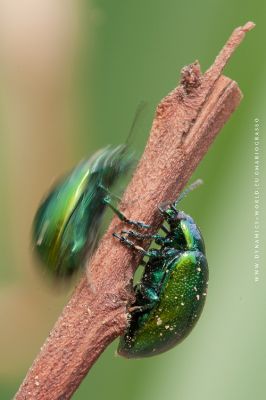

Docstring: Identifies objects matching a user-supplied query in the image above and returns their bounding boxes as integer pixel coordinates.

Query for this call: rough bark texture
[15,22,254,400]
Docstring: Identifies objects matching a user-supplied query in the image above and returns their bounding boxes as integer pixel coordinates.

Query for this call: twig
[15,22,255,400]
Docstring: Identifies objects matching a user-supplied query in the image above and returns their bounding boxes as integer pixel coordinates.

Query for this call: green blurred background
[0,1,265,399]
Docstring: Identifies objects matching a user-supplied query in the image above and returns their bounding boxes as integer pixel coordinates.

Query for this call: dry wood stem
[15,22,255,400]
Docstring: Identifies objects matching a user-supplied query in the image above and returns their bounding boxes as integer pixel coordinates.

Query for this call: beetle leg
[113,233,159,258]
[158,201,171,215]
[121,229,151,239]
[98,183,122,202]
[121,229,164,241]
[113,233,148,255]
[138,283,159,301]
[104,196,152,229]
[121,229,169,247]
[161,224,170,234]
[155,269,170,294]
[128,303,155,313]
[130,283,159,313]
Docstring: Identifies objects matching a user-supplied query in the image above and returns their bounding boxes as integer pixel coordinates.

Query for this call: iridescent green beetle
[32,145,133,279]
[113,180,208,357]
[32,104,149,279]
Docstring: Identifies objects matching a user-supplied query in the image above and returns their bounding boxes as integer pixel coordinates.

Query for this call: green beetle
[32,145,133,279]
[114,180,208,357]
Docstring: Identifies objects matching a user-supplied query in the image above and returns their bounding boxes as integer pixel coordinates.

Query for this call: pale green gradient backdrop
[0,0,265,399]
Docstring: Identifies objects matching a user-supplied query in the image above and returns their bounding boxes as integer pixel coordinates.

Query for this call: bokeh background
[0,1,265,399]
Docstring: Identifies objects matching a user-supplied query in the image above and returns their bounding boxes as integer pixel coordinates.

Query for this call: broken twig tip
[242,21,256,32]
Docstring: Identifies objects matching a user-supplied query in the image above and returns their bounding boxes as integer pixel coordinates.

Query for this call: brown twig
[15,22,254,400]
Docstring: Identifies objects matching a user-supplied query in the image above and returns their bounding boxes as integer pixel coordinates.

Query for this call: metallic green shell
[118,250,208,357]
[32,146,132,278]
[117,210,208,358]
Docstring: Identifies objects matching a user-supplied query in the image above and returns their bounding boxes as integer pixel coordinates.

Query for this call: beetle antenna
[107,102,148,178]
[125,101,148,148]
[115,102,148,172]
[173,179,203,208]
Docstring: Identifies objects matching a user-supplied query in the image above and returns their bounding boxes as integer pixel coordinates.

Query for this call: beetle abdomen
[118,250,208,358]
